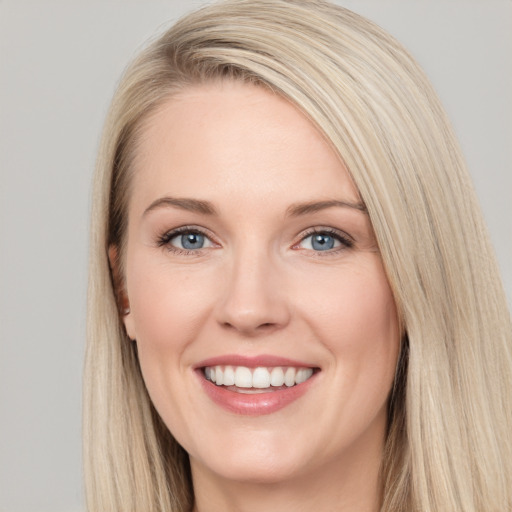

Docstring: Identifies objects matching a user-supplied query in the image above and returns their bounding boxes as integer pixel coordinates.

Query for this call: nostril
[221,321,276,331]
[220,319,285,338]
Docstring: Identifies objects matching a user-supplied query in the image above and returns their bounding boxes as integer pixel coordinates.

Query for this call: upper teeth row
[204,365,313,388]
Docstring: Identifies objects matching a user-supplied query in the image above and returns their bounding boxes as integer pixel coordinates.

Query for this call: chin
[205,456,304,485]
[190,432,311,485]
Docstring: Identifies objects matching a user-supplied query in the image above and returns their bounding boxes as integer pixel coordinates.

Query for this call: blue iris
[181,232,205,250]
[311,233,335,251]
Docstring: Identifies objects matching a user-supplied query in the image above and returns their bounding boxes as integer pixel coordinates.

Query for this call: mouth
[195,356,320,415]
[203,365,315,393]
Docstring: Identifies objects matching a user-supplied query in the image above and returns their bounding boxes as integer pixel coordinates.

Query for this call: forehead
[130,80,360,215]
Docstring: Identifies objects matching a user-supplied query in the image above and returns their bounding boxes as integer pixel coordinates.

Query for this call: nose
[215,248,291,337]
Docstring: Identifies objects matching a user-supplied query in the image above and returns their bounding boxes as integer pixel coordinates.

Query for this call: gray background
[0,1,510,511]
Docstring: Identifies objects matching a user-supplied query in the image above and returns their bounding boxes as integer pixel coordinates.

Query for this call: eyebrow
[143,196,367,218]
[143,197,217,216]
[286,199,367,216]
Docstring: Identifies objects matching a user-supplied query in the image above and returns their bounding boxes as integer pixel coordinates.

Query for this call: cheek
[333,279,398,355]
[340,268,398,367]
[344,273,399,414]
[125,254,215,349]
[299,258,398,344]
[298,258,400,395]
[122,253,217,434]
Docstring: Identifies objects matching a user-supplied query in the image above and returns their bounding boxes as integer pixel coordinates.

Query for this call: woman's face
[120,81,400,485]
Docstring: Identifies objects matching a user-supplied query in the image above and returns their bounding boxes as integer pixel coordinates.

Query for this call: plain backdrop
[0,1,510,511]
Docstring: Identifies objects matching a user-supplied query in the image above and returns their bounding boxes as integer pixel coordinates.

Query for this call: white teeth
[253,367,271,388]
[223,365,235,386]
[234,366,253,388]
[284,367,296,387]
[204,365,314,389]
[295,368,313,384]
[270,367,285,386]
[215,366,223,386]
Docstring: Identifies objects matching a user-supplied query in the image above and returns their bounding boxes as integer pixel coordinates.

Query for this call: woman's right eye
[159,229,214,252]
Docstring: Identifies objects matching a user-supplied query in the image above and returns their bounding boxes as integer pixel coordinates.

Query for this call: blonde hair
[85,1,512,511]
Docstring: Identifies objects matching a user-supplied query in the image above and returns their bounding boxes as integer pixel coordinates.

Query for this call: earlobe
[108,245,135,339]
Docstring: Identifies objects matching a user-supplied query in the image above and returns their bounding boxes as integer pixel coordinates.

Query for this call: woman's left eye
[297,230,352,252]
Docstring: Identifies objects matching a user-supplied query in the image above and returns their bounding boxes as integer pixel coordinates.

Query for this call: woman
[85,1,512,511]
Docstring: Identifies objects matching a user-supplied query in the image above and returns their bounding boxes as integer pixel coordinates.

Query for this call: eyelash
[157,226,215,255]
[156,226,354,255]
[294,227,354,254]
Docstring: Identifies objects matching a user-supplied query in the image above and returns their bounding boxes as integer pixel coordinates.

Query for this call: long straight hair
[85,1,512,510]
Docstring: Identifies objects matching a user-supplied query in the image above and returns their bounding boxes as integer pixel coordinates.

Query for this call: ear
[108,245,136,340]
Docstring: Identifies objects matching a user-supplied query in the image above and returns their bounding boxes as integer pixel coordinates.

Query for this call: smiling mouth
[203,365,316,393]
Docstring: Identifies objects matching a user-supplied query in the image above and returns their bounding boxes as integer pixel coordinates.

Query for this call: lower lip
[197,370,318,416]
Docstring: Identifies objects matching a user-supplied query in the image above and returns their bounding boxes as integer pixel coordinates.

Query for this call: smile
[204,365,314,392]
[196,356,319,415]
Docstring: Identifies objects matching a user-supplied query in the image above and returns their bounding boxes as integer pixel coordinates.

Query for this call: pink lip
[195,354,316,369]
[194,354,319,416]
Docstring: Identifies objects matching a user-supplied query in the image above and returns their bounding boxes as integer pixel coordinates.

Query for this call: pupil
[312,234,334,251]
[182,233,204,249]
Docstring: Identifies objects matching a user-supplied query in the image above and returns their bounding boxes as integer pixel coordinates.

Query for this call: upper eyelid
[160,225,214,238]
[296,226,354,244]
[157,225,218,248]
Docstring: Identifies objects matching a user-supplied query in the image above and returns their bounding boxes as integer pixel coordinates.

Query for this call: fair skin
[113,81,400,512]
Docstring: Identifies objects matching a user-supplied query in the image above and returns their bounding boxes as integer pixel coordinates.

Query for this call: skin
[114,81,400,512]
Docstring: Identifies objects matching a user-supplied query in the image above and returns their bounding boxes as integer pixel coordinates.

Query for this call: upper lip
[194,354,318,369]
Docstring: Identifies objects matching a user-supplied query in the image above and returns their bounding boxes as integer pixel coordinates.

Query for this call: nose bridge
[216,240,290,335]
